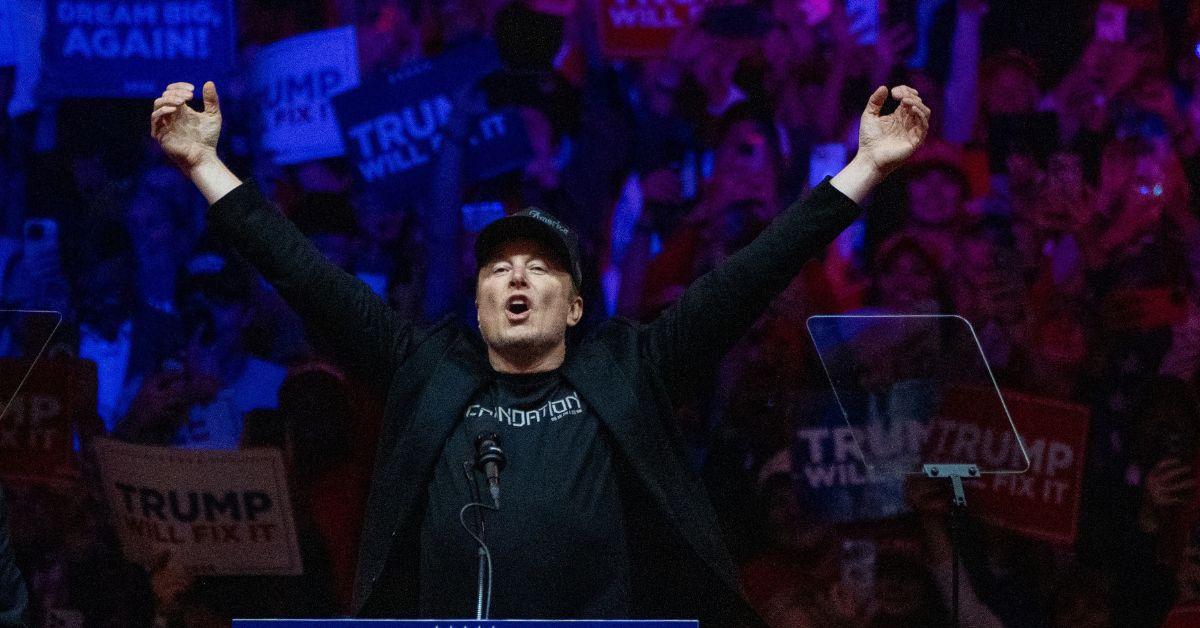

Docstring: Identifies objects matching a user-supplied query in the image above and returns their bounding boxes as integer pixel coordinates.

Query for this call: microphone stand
[923,463,978,628]
[462,461,490,620]
[461,433,504,620]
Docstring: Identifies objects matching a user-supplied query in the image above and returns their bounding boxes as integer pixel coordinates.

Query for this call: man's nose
[509,266,528,286]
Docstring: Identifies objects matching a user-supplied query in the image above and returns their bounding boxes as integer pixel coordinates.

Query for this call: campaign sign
[332,40,532,206]
[94,438,302,575]
[931,388,1089,545]
[792,381,1086,540]
[40,0,235,98]
[793,381,935,523]
[0,1,17,67]
[0,358,90,486]
[598,0,706,58]
[251,26,359,165]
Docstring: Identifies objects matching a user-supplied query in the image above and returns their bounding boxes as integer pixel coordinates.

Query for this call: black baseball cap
[475,208,582,291]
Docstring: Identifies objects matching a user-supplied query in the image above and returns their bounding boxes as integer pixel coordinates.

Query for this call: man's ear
[566,293,583,327]
[473,279,482,324]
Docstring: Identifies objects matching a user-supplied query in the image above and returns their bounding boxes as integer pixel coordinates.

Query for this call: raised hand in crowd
[1138,458,1197,536]
[1086,142,1165,264]
[149,551,194,619]
[116,367,218,444]
[1051,39,1125,138]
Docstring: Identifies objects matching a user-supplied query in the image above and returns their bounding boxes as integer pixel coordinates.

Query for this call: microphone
[474,432,506,508]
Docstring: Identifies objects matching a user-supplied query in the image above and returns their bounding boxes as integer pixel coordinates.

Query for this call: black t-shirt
[418,368,632,619]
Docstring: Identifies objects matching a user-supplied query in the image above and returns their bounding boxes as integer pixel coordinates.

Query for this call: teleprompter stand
[923,463,980,628]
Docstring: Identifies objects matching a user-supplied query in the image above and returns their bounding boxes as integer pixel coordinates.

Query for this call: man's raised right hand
[151,81,222,173]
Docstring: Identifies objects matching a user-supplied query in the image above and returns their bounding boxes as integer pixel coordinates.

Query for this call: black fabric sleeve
[206,181,420,386]
[0,487,27,627]
[640,176,860,403]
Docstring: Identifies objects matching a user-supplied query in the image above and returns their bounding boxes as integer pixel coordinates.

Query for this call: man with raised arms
[149,79,929,624]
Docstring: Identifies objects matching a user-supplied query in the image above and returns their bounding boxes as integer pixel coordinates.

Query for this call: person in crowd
[150,367,361,624]
[71,232,186,431]
[631,104,785,319]
[866,232,953,315]
[5,482,154,627]
[893,143,974,268]
[1081,137,1194,494]
[739,470,837,627]
[267,364,369,612]
[350,187,422,318]
[116,251,286,448]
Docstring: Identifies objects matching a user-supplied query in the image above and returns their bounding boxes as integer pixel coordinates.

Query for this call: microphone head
[475,432,506,471]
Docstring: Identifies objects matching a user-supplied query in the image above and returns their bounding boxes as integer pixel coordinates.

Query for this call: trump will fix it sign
[598,0,705,57]
[94,438,301,575]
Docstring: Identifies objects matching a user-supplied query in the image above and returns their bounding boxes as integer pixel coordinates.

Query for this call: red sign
[0,358,92,485]
[932,388,1089,545]
[597,0,705,58]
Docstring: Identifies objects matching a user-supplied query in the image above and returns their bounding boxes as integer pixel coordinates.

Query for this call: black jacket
[206,177,859,625]
[0,486,28,627]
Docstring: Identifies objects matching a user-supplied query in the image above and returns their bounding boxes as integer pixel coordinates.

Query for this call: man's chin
[484,329,551,353]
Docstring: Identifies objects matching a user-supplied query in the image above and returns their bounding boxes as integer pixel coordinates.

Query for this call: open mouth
[506,296,530,319]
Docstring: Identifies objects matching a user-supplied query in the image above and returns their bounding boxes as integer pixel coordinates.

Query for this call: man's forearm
[641,177,861,401]
[187,153,243,205]
[829,154,886,205]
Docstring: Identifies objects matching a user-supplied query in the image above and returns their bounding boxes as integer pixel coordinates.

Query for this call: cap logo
[527,209,570,236]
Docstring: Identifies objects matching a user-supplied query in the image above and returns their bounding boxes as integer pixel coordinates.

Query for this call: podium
[234,622,698,627]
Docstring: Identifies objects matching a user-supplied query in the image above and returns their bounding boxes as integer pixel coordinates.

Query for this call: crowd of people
[2,0,1200,626]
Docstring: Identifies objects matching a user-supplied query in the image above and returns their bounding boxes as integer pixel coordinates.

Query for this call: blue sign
[40,0,236,98]
[235,622,698,627]
[251,26,360,165]
[331,41,532,207]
